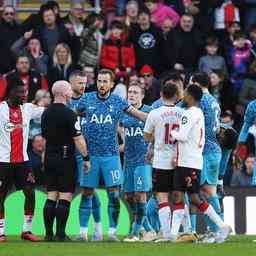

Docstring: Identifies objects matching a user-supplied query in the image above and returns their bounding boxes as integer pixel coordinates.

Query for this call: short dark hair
[161,82,177,99]
[84,13,104,27]
[186,84,203,102]
[138,7,150,17]
[234,31,246,41]
[181,13,194,19]
[191,72,210,89]
[45,1,59,10]
[98,69,115,81]
[40,4,55,17]
[69,70,86,81]
[206,36,219,47]
[161,72,183,86]
[110,20,125,30]
[16,54,30,65]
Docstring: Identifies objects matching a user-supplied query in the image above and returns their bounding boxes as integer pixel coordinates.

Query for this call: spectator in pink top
[144,0,180,30]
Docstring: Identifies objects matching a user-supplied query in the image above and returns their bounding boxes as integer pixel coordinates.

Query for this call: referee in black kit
[41,80,90,242]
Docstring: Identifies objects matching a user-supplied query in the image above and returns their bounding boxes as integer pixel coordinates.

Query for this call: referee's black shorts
[44,154,77,193]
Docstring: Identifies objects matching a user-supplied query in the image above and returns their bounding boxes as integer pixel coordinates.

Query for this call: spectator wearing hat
[100,20,136,75]
[130,8,166,74]
[144,0,180,30]
[0,55,48,102]
[11,30,49,75]
[139,64,160,105]
[0,5,22,74]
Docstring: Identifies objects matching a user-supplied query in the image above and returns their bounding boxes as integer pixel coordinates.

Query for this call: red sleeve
[0,77,7,102]
[127,44,136,69]
[100,44,117,70]
[41,76,49,91]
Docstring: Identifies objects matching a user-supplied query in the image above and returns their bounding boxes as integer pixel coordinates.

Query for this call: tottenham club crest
[138,33,156,49]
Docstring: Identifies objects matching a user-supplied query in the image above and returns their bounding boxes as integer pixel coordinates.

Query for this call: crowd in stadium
[0,0,256,243]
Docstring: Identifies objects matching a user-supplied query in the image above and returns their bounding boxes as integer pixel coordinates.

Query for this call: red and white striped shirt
[0,101,44,163]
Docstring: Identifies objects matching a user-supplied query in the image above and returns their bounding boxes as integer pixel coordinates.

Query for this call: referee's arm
[73,135,88,159]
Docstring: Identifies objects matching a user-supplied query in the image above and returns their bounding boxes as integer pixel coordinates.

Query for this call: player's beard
[98,88,110,97]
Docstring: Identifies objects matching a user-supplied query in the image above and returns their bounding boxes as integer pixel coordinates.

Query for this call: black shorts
[173,167,200,194]
[152,168,174,193]
[44,154,77,193]
[0,162,35,192]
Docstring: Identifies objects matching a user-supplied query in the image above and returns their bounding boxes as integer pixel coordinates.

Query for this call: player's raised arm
[143,112,155,142]
[126,105,148,122]
[238,100,256,143]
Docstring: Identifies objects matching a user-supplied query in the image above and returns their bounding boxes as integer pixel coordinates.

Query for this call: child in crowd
[199,36,227,75]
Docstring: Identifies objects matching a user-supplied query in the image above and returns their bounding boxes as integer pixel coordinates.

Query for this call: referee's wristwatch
[83,155,90,161]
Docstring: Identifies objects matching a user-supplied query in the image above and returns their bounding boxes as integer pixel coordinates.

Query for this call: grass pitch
[0,236,256,256]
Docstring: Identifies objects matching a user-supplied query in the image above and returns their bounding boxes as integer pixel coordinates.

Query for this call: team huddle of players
[0,68,236,243]
[68,69,233,243]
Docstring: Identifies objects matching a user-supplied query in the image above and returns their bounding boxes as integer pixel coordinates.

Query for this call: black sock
[43,199,57,237]
[55,200,71,238]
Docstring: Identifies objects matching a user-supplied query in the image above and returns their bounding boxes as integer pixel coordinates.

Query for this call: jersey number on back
[164,123,179,144]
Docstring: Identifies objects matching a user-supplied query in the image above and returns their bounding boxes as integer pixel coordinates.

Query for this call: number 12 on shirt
[164,123,179,144]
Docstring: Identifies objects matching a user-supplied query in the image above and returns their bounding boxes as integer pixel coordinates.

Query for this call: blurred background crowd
[1,0,256,187]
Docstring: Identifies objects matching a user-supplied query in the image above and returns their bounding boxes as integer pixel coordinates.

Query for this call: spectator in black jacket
[22,1,61,32]
[130,8,166,75]
[0,5,22,74]
[34,5,73,60]
[173,13,203,74]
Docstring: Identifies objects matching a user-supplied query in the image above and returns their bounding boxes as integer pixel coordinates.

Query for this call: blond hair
[53,43,72,71]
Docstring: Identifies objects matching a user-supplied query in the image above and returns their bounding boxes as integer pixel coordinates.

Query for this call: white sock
[80,227,88,237]
[204,204,225,228]
[94,222,103,234]
[159,203,172,238]
[109,227,116,236]
[171,208,185,237]
[0,219,5,236]
[23,215,33,232]
[182,204,192,233]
